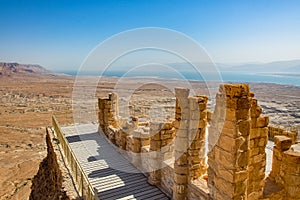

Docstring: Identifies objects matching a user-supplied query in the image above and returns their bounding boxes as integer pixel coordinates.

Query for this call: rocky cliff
[29,129,78,200]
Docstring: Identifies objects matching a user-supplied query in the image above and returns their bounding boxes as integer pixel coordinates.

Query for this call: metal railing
[52,115,99,200]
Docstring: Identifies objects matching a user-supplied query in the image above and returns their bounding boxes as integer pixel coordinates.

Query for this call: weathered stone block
[174,174,187,184]
[249,147,260,157]
[250,128,261,139]
[257,115,269,128]
[253,153,266,164]
[226,108,237,121]
[226,97,238,109]
[237,151,249,168]
[238,120,250,136]
[215,147,236,169]
[221,84,250,98]
[283,150,300,164]
[237,96,251,109]
[222,126,239,138]
[236,109,250,120]
[258,137,267,147]
[217,134,244,153]
[274,136,292,151]
[215,177,235,198]
[175,87,190,98]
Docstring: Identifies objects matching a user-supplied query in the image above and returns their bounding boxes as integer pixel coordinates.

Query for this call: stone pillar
[148,120,176,186]
[280,145,300,199]
[131,127,149,170]
[161,121,175,161]
[187,96,208,181]
[98,97,106,133]
[173,88,190,200]
[248,95,269,199]
[269,136,292,184]
[109,93,119,120]
[269,135,300,199]
[98,93,119,136]
[148,122,163,186]
[208,84,251,200]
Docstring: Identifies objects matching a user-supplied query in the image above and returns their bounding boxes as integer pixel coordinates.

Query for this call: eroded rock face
[29,130,71,200]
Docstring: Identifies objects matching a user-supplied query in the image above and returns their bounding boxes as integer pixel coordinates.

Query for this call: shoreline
[59,70,300,87]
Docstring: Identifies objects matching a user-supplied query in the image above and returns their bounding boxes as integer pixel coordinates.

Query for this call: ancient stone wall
[160,163,175,196]
[148,121,176,186]
[30,128,78,200]
[98,93,119,138]
[248,94,269,199]
[268,136,300,200]
[97,85,300,200]
[268,126,298,144]
[208,84,251,200]
[172,88,208,200]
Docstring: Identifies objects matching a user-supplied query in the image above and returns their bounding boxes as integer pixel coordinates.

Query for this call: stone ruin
[97,83,300,200]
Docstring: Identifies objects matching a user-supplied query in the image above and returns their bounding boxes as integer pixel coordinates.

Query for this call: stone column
[148,122,163,186]
[208,84,251,200]
[98,97,106,133]
[161,121,175,161]
[269,135,300,199]
[148,120,176,186]
[269,136,292,184]
[187,96,208,181]
[173,88,190,200]
[98,93,119,135]
[248,95,269,199]
[109,93,119,120]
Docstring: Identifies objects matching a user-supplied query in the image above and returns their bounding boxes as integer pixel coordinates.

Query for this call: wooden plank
[90,174,145,186]
[98,181,156,199]
[94,178,148,192]
[60,124,169,200]
[92,175,146,188]
[126,189,165,200]
[81,160,136,169]
[116,188,160,200]
[136,192,167,200]
[86,168,141,177]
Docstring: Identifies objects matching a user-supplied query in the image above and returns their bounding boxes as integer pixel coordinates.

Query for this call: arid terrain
[0,64,299,199]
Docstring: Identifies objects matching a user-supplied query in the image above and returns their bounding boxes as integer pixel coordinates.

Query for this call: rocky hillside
[0,62,51,77]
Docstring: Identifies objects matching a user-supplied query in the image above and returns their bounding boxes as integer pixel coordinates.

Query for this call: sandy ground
[0,74,299,199]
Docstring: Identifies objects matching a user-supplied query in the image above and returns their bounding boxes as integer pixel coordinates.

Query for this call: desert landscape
[0,63,299,199]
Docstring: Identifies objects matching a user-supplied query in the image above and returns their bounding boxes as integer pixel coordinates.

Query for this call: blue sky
[0,0,300,69]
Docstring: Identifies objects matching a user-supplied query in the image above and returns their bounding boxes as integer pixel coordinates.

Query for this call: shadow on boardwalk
[63,124,169,200]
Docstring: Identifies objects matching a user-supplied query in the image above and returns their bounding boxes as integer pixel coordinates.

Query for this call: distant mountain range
[218,60,300,73]
[166,59,300,74]
[0,62,51,77]
[1,59,300,78]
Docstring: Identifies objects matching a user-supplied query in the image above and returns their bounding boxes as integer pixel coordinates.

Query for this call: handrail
[52,115,99,200]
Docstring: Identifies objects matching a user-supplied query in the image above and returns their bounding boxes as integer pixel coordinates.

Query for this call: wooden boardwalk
[60,123,169,200]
